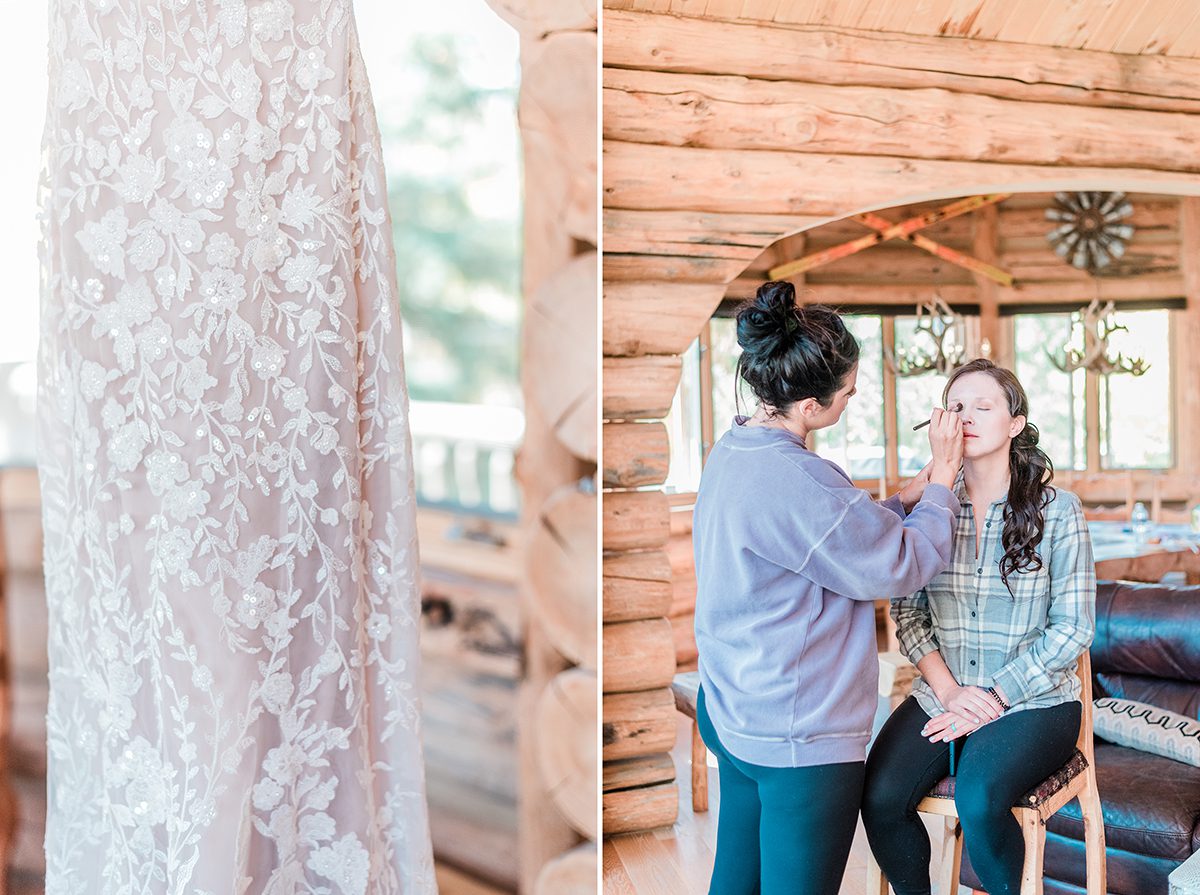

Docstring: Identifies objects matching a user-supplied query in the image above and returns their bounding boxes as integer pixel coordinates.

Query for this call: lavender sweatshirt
[693,418,961,768]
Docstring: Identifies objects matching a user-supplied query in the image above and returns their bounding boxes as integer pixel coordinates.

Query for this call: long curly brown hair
[943,358,1055,597]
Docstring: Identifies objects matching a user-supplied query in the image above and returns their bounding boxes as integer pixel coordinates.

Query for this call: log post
[973,204,1011,367]
[491,0,598,889]
[1177,198,1200,477]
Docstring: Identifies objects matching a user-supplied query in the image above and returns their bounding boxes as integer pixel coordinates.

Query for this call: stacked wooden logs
[484,0,599,891]
[601,282,723,833]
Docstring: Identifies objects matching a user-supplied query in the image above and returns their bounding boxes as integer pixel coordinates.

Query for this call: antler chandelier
[1047,298,1149,377]
[1045,191,1135,272]
[885,295,968,378]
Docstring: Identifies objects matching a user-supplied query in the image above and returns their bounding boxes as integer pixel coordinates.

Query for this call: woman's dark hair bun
[737,281,800,356]
[732,281,859,416]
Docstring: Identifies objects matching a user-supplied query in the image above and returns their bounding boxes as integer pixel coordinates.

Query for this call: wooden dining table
[1089,521,1200,584]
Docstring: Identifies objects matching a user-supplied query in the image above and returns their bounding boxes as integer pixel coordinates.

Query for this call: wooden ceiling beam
[604,141,1200,215]
[768,195,1013,282]
[604,10,1200,114]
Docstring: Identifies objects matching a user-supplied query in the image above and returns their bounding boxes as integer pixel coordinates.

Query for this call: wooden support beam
[882,317,899,485]
[603,67,1200,174]
[997,274,1185,305]
[1177,198,1200,476]
[727,280,980,306]
[604,141,1200,216]
[846,205,1014,286]
[906,233,1013,287]
[973,204,1010,366]
[603,10,1200,115]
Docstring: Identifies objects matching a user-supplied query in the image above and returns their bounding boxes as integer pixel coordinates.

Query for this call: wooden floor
[604,714,967,895]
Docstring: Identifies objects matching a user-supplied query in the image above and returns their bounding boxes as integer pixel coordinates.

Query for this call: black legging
[861,697,1081,895]
[697,687,865,895]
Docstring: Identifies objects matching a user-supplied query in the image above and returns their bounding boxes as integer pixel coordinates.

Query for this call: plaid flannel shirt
[891,476,1095,717]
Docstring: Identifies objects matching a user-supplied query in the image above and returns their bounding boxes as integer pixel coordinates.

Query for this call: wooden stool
[867,652,1105,895]
[670,671,707,812]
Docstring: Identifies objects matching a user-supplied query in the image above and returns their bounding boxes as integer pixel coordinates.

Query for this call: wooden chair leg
[1079,777,1107,895]
[866,852,889,895]
[691,716,708,813]
[937,817,962,895]
[0,772,14,895]
[1018,809,1045,895]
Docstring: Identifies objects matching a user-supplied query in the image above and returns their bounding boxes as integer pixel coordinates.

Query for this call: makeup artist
[692,281,965,895]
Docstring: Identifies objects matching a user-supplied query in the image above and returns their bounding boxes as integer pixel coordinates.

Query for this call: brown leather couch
[961,579,1200,895]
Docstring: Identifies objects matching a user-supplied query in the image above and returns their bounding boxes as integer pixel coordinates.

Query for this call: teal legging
[697,687,865,895]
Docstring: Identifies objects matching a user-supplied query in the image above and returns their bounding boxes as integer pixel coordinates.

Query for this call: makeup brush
[912,402,963,431]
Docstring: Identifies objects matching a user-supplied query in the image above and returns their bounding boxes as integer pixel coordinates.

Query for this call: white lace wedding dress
[37,1,436,892]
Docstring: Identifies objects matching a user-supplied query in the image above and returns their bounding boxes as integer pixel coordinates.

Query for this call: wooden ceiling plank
[703,0,748,18]
[1031,0,1097,51]
[852,0,903,31]
[965,1,1018,41]
[669,0,711,13]
[738,0,782,19]
[915,0,964,38]
[876,0,937,34]
[772,0,824,25]
[1138,0,1200,55]
[839,0,882,30]
[1163,1,1200,55]
[937,0,993,40]
[993,0,1053,43]
[1079,1,1147,51]
[1111,0,1181,55]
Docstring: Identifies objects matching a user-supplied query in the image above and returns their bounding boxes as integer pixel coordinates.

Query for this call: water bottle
[1131,501,1150,543]
[1191,502,1200,535]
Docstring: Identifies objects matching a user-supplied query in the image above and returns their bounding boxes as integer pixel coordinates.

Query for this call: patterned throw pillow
[1093,697,1200,767]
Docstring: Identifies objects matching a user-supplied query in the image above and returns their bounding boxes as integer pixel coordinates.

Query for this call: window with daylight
[817,315,886,479]
[664,305,1179,497]
[1013,309,1172,472]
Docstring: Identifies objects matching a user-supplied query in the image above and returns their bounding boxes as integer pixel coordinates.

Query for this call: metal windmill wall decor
[1045,191,1135,272]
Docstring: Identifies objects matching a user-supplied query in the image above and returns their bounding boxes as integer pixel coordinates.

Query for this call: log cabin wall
[601,1,1200,837]
[484,1,600,892]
